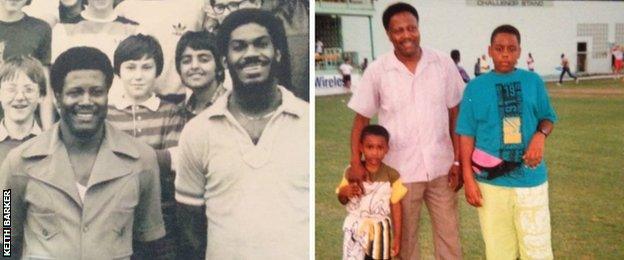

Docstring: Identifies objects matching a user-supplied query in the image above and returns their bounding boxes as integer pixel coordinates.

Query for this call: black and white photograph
[0,0,310,259]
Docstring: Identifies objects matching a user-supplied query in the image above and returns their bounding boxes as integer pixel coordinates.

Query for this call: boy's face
[488,32,521,73]
[0,71,41,124]
[180,47,218,90]
[119,56,157,101]
[360,134,389,167]
[1,0,28,12]
[211,0,261,22]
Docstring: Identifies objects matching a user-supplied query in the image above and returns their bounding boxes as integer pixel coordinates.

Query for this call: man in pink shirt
[347,2,464,259]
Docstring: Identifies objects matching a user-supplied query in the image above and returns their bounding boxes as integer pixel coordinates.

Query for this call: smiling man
[0,47,166,259]
[347,2,465,259]
[174,9,308,259]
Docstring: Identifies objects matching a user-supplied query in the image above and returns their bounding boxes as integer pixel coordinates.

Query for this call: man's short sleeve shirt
[348,48,465,183]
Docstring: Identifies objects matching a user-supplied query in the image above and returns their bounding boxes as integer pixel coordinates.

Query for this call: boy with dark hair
[107,33,185,259]
[175,31,226,119]
[457,24,557,259]
[0,56,45,164]
[338,124,406,260]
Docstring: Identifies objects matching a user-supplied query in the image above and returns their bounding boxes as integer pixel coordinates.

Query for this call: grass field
[315,79,624,259]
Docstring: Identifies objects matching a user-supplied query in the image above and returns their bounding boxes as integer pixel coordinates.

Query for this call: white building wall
[341,16,374,64]
[349,0,624,77]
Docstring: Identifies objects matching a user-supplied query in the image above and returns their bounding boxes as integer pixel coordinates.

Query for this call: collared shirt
[0,119,42,142]
[175,86,309,259]
[0,122,166,259]
[183,84,228,120]
[348,47,465,183]
[107,95,184,150]
[0,120,42,166]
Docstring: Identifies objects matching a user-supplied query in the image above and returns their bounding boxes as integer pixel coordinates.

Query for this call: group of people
[1,0,308,259]
[338,2,557,260]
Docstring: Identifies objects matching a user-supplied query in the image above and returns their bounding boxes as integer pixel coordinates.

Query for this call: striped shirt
[107,94,184,150]
[107,94,185,224]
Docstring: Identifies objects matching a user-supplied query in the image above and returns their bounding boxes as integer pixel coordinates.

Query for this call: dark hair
[561,53,565,58]
[360,124,390,143]
[114,34,164,77]
[50,47,113,96]
[382,2,419,31]
[490,24,521,45]
[175,31,225,84]
[217,9,292,89]
[450,49,460,63]
[0,56,47,96]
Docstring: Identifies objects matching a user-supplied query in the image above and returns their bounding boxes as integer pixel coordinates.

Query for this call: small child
[337,125,407,260]
[457,24,557,260]
[0,56,45,164]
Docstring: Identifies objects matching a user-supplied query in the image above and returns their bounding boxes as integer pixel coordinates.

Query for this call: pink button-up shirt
[348,47,465,183]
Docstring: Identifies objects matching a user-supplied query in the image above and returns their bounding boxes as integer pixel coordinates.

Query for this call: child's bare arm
[390,201,402,256]
[337,183,362,205]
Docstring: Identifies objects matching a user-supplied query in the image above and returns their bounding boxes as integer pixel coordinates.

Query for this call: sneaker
[575,77,580,84]
[556,82,561,86]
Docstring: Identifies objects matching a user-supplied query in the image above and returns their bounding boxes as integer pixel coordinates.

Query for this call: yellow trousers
[477,182,553,260]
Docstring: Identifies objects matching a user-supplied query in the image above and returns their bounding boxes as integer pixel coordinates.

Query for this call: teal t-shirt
[456,69,557,187]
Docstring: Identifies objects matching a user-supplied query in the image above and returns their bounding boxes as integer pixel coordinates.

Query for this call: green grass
[315,79,624,259]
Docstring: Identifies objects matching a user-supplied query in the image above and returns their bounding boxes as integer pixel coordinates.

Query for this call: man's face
[0,72,42,124]
[87,0,114,12]
[180,47,218,90]
[360,134,389,167]
[386,12,420,58]
[211,0,261,22]
[226,23,280,87]
[119,56,157,101]
[0,0,28,12]
[488,33,521,73]
[57,70,108,138]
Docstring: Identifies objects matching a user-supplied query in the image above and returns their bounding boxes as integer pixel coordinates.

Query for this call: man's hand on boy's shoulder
[339,183,363,200]
[448,163,463,192]
[523,132,546,168]
[347,161,366,191]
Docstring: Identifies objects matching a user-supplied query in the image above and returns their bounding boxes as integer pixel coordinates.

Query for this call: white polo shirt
[175,86,309,259]
[348,47,465,183]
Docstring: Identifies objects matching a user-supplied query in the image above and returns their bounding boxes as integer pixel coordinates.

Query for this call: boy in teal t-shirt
[456,24,557,259]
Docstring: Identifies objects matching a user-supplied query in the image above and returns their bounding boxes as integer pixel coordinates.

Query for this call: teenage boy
[0,56,45,163]
[107,34,185,259]
[457,24,557,260]
[175,31,227,120]
[0,0,52,127]
[114,0,205,101]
